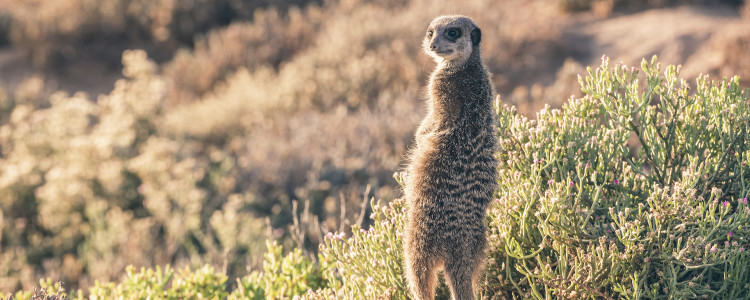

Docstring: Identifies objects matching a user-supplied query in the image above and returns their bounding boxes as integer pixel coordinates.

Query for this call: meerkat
[403,15,498,300]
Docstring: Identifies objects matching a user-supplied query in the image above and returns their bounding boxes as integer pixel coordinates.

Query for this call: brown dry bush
[0,51,268,291]
[163,5,327,106]
[0,0,587,292]
[0,0,319,68]
[162,0,571,244]
[559,0,745,14]
[158,0,575,122]
[11,0,748,294]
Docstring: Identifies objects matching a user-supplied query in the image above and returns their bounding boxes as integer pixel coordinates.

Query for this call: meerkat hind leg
[405,248,441,300]
[444,255,478,300]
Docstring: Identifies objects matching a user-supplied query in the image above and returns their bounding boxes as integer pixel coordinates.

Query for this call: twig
[357,185,371,228]
[339,191,347,233]
[538,277,614,300]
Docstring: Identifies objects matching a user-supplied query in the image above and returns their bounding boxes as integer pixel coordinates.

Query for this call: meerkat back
[403,15,498,300]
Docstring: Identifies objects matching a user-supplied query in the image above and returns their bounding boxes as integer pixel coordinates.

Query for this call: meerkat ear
[470,27,481,46]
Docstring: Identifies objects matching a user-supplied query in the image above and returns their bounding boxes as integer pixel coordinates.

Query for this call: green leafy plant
[1,279,69,300]
[316,196,410,299]
[0,0,587,291]
[3,52,749,299]
[2,242,331,299]
[486,56,750,299]
[304,56,750,299]
[85,265,227,299]
[230,240,329,300]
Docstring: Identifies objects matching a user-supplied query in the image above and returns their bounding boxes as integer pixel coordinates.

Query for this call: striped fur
[404,16,498,300]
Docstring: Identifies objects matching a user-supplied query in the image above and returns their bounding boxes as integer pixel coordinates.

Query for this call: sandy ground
[563,4,745,81]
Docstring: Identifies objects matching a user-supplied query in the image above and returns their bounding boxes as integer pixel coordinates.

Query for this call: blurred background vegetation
[0,0,748,293]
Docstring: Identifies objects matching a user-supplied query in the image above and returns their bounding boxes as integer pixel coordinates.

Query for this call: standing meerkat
[404,15,498,300]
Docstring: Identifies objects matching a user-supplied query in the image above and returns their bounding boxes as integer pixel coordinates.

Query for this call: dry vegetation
[0,0,748,294]
[0,0,317,67]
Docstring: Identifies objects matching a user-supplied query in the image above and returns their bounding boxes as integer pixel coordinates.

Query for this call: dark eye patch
[444,28,462,41]
[427,29,434,38]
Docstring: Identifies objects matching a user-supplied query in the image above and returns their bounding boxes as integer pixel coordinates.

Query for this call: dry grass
[0,0,316,67]
[0,0,748,293]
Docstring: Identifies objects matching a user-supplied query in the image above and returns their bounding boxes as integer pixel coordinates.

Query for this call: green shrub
[302,56,750,299]
[486,56,750,298]
[1,279,69,300]
[230,240,329,300]
[0,0,577,290]
[2,242,328,299]
[3,0,750,294]
[316,197,409,299]
[3,56,748,299]
[38,265,228,300]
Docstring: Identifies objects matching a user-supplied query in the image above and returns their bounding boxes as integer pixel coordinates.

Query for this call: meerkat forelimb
[403,15,498,300]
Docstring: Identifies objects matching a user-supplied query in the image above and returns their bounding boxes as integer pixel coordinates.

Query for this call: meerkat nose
[430,43,438,50]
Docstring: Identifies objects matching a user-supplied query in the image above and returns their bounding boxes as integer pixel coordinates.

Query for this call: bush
[162,6,326,105]
[4,0,750,294]
[489,56,750,298]
[2,266,228,300]
[316,197,411,299]
[0,2,578,290]
[308,56,750,298]
[1,280,69,300]
[3,56,748,299]
[230,240,330,300]
[158,0,568,253]
[0,50,268,291]
[1,242,327,300]
[558,0,745,14]
[0,0,319,67]
[87,265,228,299]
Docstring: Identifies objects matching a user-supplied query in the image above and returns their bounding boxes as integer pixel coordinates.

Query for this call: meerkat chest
[416,126,489,169]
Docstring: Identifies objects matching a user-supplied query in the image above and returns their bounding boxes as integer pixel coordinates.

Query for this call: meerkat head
[423,15,481,67]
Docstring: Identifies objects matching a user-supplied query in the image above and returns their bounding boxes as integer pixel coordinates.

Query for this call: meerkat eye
[444,28,461,41]
[427,30,434,38]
